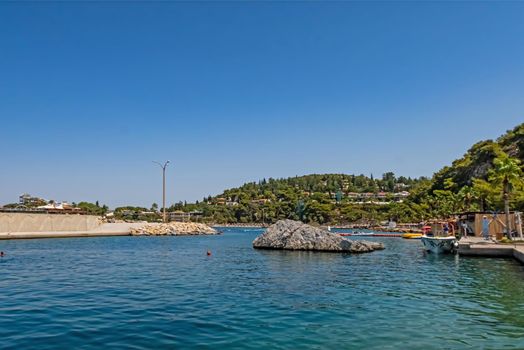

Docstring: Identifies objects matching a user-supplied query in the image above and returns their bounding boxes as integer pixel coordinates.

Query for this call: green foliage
[178,121,523,224]
[103,123,524,225]
[489,153,523,191]
[26,198,48,208]
[423,123,524,217]
[498,123,524,160]
[114,206,159,222]
[2,203,23,209]
[179,173,421,224]
[77,202,108,216]
[431,140,504,192]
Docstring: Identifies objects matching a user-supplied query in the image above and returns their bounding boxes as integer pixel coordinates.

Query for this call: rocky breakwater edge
[130,222,218,236]
[253,219,384,253]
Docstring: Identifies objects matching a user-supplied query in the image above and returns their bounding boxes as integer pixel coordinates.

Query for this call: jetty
[338,233,402,237]
[458,237,524,264]
[0,212,217,240]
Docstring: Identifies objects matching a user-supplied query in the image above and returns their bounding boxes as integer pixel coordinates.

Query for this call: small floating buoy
[206,250,211,256]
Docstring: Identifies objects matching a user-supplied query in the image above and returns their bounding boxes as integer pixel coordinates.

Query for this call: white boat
[420,222,458,254]
[351,231,374,236]
[421,235,458,254]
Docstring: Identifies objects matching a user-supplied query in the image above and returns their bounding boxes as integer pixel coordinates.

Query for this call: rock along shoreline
[130,222,218,236]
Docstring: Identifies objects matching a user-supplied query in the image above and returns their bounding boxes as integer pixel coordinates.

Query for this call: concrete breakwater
[0,212,101,233]
[0,213,217,239]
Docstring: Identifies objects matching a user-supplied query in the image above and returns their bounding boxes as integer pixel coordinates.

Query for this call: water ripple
[1,229,524,349]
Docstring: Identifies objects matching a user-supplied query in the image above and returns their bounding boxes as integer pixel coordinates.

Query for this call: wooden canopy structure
[455,211,523,240]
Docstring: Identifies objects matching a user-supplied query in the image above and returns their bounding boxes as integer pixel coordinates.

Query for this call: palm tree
[472,178,498,211]
[458,185,474,212]
[489,154,523,239]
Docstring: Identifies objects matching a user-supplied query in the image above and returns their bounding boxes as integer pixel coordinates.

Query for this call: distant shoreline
[213,223,267,228]
[212,223,421,233]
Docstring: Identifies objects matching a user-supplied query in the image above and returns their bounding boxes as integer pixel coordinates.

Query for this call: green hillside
[416,123,524,216]
[170,173,423,224]
[171,123,523,225]
[431,123,524,191]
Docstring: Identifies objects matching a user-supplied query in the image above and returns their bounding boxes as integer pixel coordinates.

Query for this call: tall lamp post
[153,160,170,223]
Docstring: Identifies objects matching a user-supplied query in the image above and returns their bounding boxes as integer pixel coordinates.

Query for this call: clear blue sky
[1,1,523,208]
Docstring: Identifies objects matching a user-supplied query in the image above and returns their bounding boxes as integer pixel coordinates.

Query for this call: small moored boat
[351,231,375,236]
[421,223,458,254]
[338,231,375,237]
[421,236,458,254]
[402,233,422,239]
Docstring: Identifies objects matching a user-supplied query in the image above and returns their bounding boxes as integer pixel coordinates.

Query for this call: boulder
[253,219,384,253]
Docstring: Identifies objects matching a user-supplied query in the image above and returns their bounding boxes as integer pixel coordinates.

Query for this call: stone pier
[458,237,524,264]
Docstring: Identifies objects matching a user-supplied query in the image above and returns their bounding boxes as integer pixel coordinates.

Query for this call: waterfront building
[168,210,203,222]
[456,211,523,239]
[19,193,46,207]
[37,202,83,214]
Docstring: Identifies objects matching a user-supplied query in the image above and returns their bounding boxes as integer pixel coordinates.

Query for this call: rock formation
[253,219,384,253]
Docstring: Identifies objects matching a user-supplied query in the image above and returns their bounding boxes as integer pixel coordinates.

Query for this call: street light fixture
[153,160,170,223]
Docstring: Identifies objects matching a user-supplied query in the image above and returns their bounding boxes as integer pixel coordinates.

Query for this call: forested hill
[212,173,421,204]
[172,123,523,224]
[175,173,425,224]
[430,122,524,191]
[205,123,523,212]
[409,122,524,217]
[24,122,521,224]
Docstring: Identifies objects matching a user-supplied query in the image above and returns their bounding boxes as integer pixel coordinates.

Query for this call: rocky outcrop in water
[130,222,217,236]
[253,219,384,253]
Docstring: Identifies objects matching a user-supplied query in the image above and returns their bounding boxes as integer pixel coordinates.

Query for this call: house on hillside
[251,199,270,205]
[37,202,83,214]
[19,193,47,207]
[215,197,226,205]
[168,210,203,222]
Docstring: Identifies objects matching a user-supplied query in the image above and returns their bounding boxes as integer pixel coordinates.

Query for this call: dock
[339,233,402,237]
[0,222,142,240]
[458,237,524,264]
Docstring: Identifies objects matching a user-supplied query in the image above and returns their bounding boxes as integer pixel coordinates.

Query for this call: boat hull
[402,233,422,239]
[421,236,457,254]
[350,232,374,236]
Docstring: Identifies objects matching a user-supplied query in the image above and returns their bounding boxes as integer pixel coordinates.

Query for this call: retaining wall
[513,247,524,264]
[0,213,101,233]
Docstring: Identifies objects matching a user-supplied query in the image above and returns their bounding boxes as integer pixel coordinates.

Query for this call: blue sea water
[1,227,524,349]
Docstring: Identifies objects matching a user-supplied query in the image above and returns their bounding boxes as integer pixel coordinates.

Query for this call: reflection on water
[0,228,523,349]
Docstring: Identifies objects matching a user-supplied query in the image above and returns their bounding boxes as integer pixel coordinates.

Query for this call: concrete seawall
[0,213,101,233]
[458,237,524,264]
[0,221,215,240]
[513,247,524,263]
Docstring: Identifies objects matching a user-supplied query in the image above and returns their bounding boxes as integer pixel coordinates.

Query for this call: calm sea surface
[1,228,524,349]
